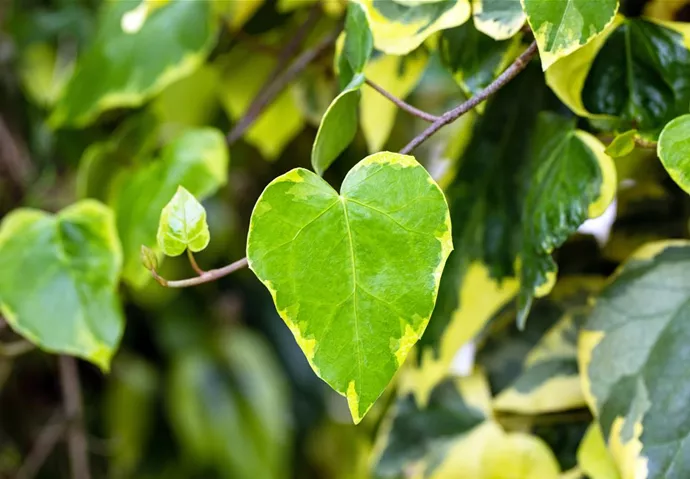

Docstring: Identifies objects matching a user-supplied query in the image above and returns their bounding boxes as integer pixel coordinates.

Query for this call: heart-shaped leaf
[658,114,690,195]
[247,152,452,423]
[0,200,123,370]
[157,186,210,257]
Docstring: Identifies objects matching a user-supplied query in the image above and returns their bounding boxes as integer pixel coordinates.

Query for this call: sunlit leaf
[579,241,690,479]
[578,423,621,479]
[157,186,210,257]
[311,74,364,176]
[0,200,123,370]
[354,0,471,55]
[247,152,452,423]
[51,0,217,127]
[605,130,638,159]
[658,114,690,195]
[521,0,619,70]
[18,42,73,107]
[109,128,228,287]
[361,50,428,152]
[472,0,525,40]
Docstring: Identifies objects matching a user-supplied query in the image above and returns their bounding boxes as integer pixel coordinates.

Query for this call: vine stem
[399,41,539,155]
[58,356,91,479]
[187,249,205,275]
[152,257,249,288]
[15,410,66,479]
[364,79,440,123]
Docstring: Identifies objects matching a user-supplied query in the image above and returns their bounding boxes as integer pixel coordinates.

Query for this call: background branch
[15,410,66,479]
[151,257,249,288]
[58,356,91,479]
[399,41,539,155]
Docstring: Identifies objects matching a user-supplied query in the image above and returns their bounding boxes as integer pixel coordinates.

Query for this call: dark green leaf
[338,2,373,88]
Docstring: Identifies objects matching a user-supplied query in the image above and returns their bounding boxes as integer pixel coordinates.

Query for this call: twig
[364,79,440,123]
[58,356,91,479]
[635,137,657,149]
[15,410,66,479]
[399,41,539,155]
[186,250,205,275]
[0,339,34,357]
[151,257,249,288]
[227,5,325,145]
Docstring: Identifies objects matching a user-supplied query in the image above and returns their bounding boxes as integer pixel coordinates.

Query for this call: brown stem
[227,5,327,145]
[58,356,91,479]
[15,410,66,479]
[0,339,34,357]
[364,79,440,123]
[399,41,539,155]
[186,249,205,275]
[151,257,249,288]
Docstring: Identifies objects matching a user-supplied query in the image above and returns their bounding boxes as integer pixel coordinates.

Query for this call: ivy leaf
[605,129,638,158]
[579,241,690,479]
[361,50,428,152]
[471,0,526,40]
[157,186,210,257]
[109,128,228,287]
[517,112,616,326]
[51,0,216,127]
[658,114,690,195]
[439,20,522,99]
[247,152,453,423]
[0,200,123,370]
[577,423,620,479]
[353,0,471,55]
[311,74,364,176]
[547,18,690,136]
[521,0,619,71]
[338,2,373,88]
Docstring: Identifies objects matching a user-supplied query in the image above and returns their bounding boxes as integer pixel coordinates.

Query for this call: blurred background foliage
[2,0,690,478]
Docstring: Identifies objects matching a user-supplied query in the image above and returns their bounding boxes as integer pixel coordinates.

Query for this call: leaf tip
[140,245,158,271]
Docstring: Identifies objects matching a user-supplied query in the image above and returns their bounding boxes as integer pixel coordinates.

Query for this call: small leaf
[247,152,452,424]
[605,130,638,158]
[472,0,525,40]
[0,200,123,370]
[658,114,690,195]
[354,0,471,55]
[140,245,158,271]
[109,128,229,287]
[311,74,364,176]
[577,423,621,479]
[156,186,210,257]
[522,0,619,70]
[338,2,373,87]
[51,0,217,127]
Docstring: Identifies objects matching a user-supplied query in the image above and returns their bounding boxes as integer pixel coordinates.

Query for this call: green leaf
[109,128,228,287]
[605,129,638,158]
[439,20,522,98]
[156,186,210,257]
[247,152,452,423]
[517,113,616,326]
[658,114,690,195]
[311,74,364,176]
[51,0,217,127]
[338,2,373,87]
[494,277,604,414]
[547,18,690,136]
[521,0,619,70]
[104,354,159,477]
[354,0,471,55]
[471,0,525,40]
[579,241,690,479]
[0,200,123,370]
[361,50,428,152]
[218,44,305,160]
[167,329,290,479]
[372,373,490,478]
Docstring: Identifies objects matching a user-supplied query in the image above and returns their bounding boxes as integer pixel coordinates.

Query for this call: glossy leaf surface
[247,152,452,423]
[472,0,525,40]
[157,186,210,257]
[658,114,690,194]
[0,201,123,370]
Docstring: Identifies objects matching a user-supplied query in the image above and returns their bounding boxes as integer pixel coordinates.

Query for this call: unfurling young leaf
[157,186,210,257]
[605,129,638,158]
[247,152,452,424]
[140,245,158,271]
